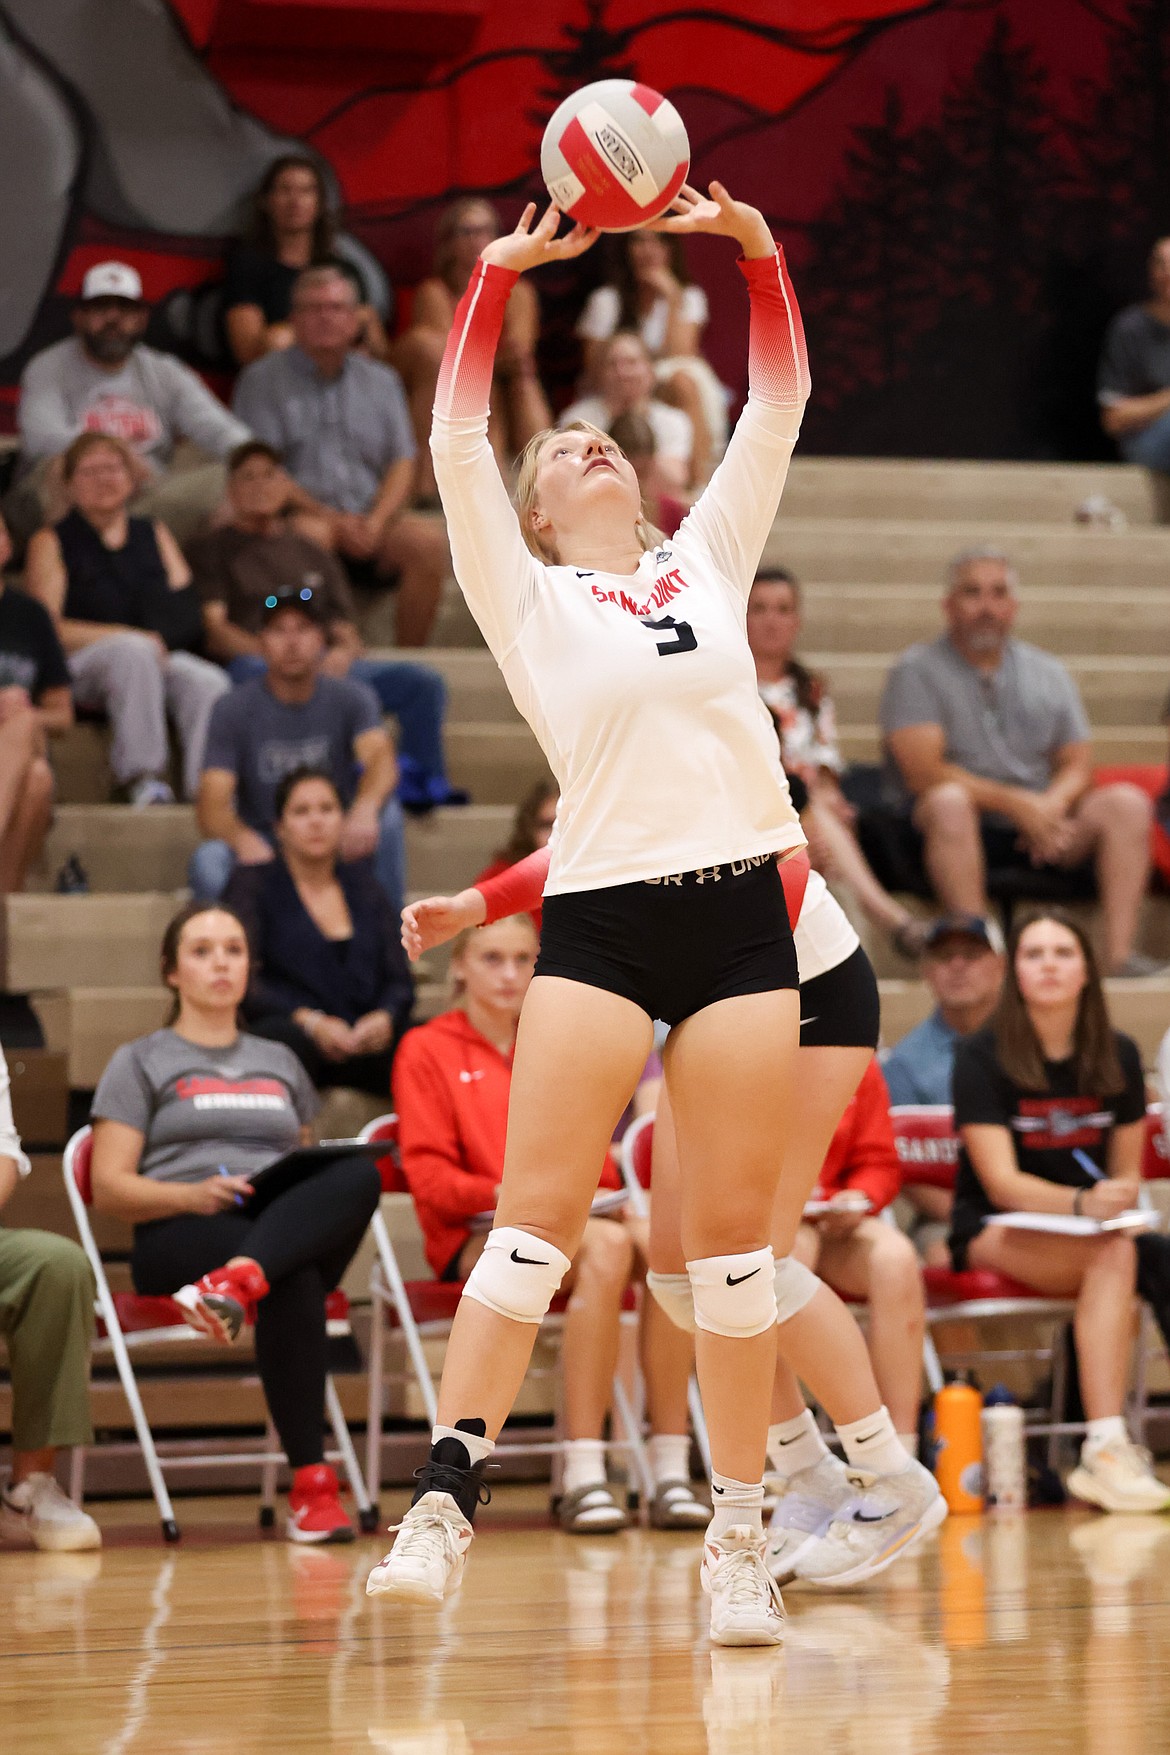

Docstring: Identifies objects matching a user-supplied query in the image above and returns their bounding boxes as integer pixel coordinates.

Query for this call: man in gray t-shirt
[6,260,250,546]
[232,265,447,647]
[875,547,1157,976]
[1098,237,1170,474]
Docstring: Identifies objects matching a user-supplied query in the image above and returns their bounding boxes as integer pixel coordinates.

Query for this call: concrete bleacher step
[3,892,182,992]
[446,723,552,802]
[364,646,517,719]
[764,517,1170,590]
[804,651,1170,726]
[837,724,1168,767]
[797,582,1170,659]
[29,802,512,895]
[779,458,1159,526]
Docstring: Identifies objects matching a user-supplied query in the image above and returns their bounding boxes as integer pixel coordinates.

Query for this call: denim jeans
[188,793,406,914]
[1120,408,1170,471]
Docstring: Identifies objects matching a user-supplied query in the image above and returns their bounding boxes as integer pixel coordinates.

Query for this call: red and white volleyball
[541,80,690,233]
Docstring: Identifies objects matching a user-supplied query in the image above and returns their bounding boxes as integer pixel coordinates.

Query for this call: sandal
[648,1478,710,1530]
[556,1482,629,1534]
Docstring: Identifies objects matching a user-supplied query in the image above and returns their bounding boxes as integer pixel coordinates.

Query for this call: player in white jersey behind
[368,185,816,1645]
[402,845,946,1588]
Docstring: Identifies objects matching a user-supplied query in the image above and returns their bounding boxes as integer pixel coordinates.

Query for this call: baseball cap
[260,586,328,626]
[923,913,1005,955]
[80,262,145,303]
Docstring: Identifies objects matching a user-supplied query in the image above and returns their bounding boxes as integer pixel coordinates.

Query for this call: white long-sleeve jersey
[431,249,810,896]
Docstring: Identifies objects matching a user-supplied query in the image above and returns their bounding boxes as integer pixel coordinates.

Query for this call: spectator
[7,261,249,546]
[789,1059,925,1453]
[951,907,1169,1514]
[0,1046,101,1552]
[226,767,412,1094]
[883,915,1006,1108]
[606,412,689,539]
[189,441,465,810]
[232,265,447,647]
[223,154,390,368]
[560,332,693,492]
[391,197,552,498]
[89,901,382,1542]
[872,547,1158,976]
[0,515,72,891]
[190,587,404,910]
[473,779,558,930]
[577,232,727,478]
[1098,237,1170,477]
[747,569,928,959]
[394,914,706,1532]
[26,433,228,805]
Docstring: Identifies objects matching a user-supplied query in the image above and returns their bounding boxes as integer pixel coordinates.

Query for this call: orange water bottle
[932,1373,984,1513]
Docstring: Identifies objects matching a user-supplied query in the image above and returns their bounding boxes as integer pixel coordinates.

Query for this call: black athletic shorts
[536,853,799,1028]
[798,945,880,1050]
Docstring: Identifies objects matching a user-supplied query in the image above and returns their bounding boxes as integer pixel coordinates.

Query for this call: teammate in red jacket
[792,1060,925,1448]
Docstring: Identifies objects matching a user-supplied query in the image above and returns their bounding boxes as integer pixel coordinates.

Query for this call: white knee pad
[646,1270,697,1334]
[687,1247,777,1338]
[462,1227,570,1324]
[774,1255,820,1324]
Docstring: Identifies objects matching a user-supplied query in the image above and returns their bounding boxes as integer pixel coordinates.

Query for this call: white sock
[766,1410,830,1478]
[648,1432,692,1488]
[707,1472,765,1540]
[562,1438,608,1497]
[898,1432,920,1462]
[836,1407,911,1476]
[432,1423,495,1466]
[1083,1415,1127,1457]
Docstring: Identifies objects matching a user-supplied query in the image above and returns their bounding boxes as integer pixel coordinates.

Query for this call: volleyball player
[404,846,946,1587]
[367,185,813,1645]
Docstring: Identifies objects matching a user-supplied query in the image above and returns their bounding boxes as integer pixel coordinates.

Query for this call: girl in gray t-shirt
[89,900,382,1544]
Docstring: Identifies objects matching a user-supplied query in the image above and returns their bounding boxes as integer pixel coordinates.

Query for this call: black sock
[411,1418,490,1521]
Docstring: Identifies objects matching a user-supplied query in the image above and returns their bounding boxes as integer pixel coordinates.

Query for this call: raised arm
[661,184,810,595]
[431,203,595,657]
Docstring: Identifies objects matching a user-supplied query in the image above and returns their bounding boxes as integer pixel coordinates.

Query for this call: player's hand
[401,888,487,961]
[649,181,773,258]
[481,202,600,274]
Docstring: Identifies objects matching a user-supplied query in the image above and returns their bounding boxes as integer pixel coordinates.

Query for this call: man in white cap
[7,261,250,544]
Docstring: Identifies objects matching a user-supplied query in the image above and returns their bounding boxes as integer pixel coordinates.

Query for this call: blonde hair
[514,421,665,562]
[448,914,538,998]
[62,430,136,484]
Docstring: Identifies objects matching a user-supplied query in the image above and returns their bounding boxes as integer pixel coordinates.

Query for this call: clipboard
[244,1139,386,1210]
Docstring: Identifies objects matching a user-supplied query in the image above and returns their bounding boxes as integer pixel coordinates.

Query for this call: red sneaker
[287,1465,355,1545]
[173,1261,270,1343]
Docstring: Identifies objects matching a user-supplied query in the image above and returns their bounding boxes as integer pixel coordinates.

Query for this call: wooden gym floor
[4,1486,1170,1755]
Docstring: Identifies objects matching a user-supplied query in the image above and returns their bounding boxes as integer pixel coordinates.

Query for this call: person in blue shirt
[883,914,1005,1108]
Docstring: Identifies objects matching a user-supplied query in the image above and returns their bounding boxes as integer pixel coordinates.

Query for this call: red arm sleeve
[392,1037,501,1225]
[434,260,518,421]
[838,1063,903,1214]
[475,846,551,924]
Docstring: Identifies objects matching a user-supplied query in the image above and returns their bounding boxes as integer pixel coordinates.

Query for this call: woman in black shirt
[951,907,1168,1514]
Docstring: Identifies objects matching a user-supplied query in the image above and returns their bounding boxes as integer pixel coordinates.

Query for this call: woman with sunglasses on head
[367,183,828,1646]
[952,907,1169,1513]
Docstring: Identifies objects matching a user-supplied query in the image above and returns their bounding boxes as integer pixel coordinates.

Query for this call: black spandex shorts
[798,945,880,1050]
[536,854,798,1028]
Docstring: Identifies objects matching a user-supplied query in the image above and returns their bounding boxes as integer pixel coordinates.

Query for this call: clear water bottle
[982,1386,1026,1510]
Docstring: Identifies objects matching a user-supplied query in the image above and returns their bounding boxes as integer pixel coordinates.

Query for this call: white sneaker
[701,1525,786,1646]
[0,1475,102,1552]
[365,1491,474,1604]
[765,1452,855,1581]
[794,1458,947,1588]
[1068,1437,1170,1514]
[128,776,175,808]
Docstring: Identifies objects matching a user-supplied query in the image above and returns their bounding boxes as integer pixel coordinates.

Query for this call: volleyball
[541,79,690,232]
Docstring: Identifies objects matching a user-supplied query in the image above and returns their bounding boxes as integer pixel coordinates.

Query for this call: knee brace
[646,1270,697,1334]
[462,1227,571,1324]
[687,1247,777,1338]
[773,1255,820,1325]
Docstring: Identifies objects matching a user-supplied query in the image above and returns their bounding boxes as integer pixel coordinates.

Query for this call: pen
[216,1164,246,1208]
[1071,1149,1105,1183]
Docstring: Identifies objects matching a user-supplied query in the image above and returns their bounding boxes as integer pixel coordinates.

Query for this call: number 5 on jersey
[642,615,698,657]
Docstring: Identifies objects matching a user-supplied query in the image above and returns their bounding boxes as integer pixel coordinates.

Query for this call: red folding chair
[891,1104,1155,1463]
[361,1116,652,1506]
[63,1126,374,1540]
